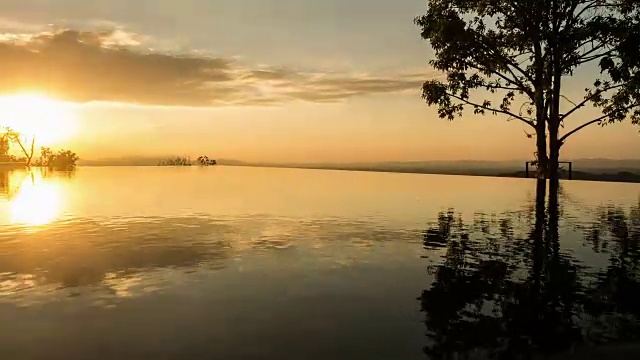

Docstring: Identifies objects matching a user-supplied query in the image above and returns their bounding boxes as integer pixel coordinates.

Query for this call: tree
[544,0,640,180]
[0,133,9,157]
[416,0,640,180]
[157,156,192,166]
[1,128,35,166]
[197,156,217,166]
[37,147,79,170]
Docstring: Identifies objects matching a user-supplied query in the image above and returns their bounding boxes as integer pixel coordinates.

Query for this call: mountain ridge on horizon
[78,156,640,171]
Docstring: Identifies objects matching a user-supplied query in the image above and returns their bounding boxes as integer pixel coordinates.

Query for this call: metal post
[525,162,529,178]
[569,162,572,180]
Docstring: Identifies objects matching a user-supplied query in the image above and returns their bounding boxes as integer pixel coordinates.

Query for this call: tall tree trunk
[25,137,34,167]
[549,48,561,181]
[534,40,548,179]
[536,106,548,179]
[548,0,562,182]
[534,84,548,179]
[12,134,36,168]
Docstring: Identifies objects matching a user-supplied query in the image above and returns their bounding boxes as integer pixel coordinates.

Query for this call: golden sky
[0,0,638,162]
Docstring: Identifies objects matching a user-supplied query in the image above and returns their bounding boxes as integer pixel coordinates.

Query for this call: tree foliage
[36,147,79,170]
[0,133,9,156]
[157,156,192,166]
[416,0,640,178]
[417,0,540,124]
[0,127,35,165]
[197,156,217,166]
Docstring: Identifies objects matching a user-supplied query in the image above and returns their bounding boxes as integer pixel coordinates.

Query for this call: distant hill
[216,159,640,183]
[78,157,162,166]
[217,159,640,175]
[76,157,640,183]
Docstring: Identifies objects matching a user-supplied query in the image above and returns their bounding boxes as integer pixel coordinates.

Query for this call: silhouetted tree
[157,156,192,166]
[36,146,79,170]
[0,128,35,166]
[197,156,217,166]
[0,133,9,157]
[416,0,640,180]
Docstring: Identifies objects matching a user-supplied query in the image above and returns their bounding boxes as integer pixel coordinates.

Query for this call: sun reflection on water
[9,172,63,226]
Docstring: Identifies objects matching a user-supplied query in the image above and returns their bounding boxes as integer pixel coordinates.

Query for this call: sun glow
[0,94,78,146]
[9,172,63,227]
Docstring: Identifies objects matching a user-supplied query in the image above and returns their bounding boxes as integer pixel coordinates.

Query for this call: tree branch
[482,83,524,92]
[473,33,536,87]
[463,61,535,100]
[27,137,35,167]
[448,93,536,128]
[11,135,30,160]
[560,84,624,121]
[573,0,622,20]
[559,118,603,143]
[560,104,640,143]
[575,48,616,66]
[573,0,601,20]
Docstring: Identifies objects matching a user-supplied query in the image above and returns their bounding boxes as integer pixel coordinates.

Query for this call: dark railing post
[525,162,529,178]
[569,162,573,180]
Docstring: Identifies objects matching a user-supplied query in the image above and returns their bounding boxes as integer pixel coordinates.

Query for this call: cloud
[0,28,434,107]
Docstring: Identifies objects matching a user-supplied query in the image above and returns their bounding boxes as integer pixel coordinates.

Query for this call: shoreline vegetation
[2,128,79,170]
[157,156,218,167]
[0,147,79,170]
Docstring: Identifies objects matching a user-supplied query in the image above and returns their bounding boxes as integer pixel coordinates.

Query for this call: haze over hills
[79,157,640,174]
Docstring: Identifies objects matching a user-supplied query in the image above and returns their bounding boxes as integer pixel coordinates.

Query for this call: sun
[0,94,78,146]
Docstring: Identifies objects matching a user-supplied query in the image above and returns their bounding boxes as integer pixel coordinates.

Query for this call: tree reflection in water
[0,170,8,198]
[420,180,640,359]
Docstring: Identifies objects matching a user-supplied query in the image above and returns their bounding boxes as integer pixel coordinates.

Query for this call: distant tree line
[158,155,218,167]
[158,156,193,166]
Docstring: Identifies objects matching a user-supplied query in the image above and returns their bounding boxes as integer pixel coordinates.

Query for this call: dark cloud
[0,29,434,107]
[244,69,294,81]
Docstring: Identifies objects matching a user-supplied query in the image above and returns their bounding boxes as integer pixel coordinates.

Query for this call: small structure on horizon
[525,161,573,180]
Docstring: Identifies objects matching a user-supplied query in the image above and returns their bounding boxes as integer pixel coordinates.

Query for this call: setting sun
[0,94,78,147]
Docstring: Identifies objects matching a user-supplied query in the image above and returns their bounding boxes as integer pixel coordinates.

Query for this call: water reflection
[0,209,426,309]
[1,167,640,359]
[420,181,640,359]
[0,170,65,226]
[0,170,7,198]
[10,173,63,226]
[0,217,234,304]
[1,170,23,200]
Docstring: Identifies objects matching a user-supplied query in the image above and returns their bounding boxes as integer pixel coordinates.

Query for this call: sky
[0,0,638,163]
